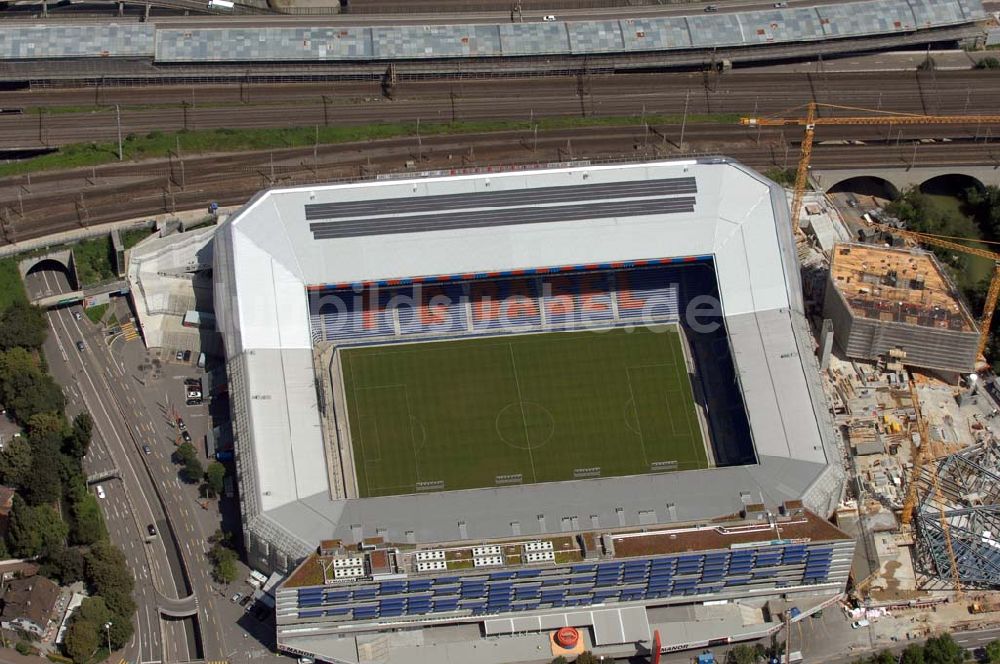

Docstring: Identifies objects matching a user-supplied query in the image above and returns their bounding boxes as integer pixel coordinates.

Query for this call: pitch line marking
[346,355,373,498]
[507,342,539,485]
[624,367,650,468]
[667,329,704,468]
[404,385,422,495]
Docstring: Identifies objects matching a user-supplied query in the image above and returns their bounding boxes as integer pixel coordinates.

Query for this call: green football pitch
[340,326,708,498]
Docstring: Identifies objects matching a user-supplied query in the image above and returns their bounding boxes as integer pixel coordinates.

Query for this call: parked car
[73,311,82,321]
[177,418,186,430]
[186,398,203,406]
[76,340,86,352]
[542,14,556,21]
[183,350,192,362]
[704,4,718,10]
[181,431,192,443]
[187,391,202,399]
[175,350,184,361]
[773,2,788,6]
[231,593,242,604]
[143,445,151,455]
[852,619,871,629]
[96,485,106,499]
[147,524,157,537]
[239,594,253,607]
[184,378,202,387]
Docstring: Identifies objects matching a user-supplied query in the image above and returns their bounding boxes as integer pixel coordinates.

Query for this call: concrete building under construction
[823,243,979,373]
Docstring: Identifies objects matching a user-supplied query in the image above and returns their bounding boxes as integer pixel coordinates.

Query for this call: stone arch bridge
[811,165,1000,199]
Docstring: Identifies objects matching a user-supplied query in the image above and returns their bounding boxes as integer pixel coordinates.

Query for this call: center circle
[495,402,555,450]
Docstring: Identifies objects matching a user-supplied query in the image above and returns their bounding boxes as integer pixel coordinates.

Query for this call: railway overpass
[812,164,1000,197]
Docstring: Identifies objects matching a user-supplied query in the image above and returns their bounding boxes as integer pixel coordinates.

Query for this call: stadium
[212,158,852,663]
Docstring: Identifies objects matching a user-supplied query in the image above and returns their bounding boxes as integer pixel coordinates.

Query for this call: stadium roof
[214,158,842,560]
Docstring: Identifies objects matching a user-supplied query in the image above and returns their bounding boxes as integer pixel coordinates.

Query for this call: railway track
[1,69,996,149]
[1,124,998,247]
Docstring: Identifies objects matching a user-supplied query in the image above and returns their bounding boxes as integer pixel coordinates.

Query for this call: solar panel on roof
[306,178,697,221]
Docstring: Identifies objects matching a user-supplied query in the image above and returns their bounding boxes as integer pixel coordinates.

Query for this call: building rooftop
[829,243,976,333]
[215,158,843,566]
[1,575,59,629]
[282,505,849,588]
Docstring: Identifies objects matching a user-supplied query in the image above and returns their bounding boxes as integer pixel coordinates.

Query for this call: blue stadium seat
[615,269,680,321]
[470,278,541,331]
[396,283,468,336]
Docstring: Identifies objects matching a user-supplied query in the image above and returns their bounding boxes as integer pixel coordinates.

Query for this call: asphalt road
[28,261,282,663]
[34,267,207,664]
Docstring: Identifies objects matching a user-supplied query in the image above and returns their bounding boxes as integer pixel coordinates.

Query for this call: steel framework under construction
[915,442,1000,588]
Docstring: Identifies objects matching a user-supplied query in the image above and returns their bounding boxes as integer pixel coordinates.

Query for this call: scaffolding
[915,442,1000,588]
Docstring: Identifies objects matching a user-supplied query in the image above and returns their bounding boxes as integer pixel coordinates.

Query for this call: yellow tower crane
[740,102,1000,235]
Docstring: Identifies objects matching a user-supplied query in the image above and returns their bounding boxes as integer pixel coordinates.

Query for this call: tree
[173,442,197,465]
[0,302,48,351]
[76,596,112,627]
[965,184,1000,238]
[64,412,94,459]
[204,461,226,498]
[900,644,925,664]
[181,456,204,484]
[26,411,67,440]
[25,436,62,506]
[984,640,1000,663]
[923,634,963,664]
[70,493,106,546]
[41,546,87,585]
[108,618,133,651]
[763,168,796,188]
[976,57,1000,70]
[727,644,761,664]
[85,541,135,618]
[209,541,239,584]
[7,496,68,557]
[12,374,65,423]
[0,437,33,488]
[574,654,599,664]
[216,555,238,585]
[64,618,100,664]
[872,650,897,664]
[0,349,65,423]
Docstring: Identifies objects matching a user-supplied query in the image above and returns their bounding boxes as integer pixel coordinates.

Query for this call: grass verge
[72,236,116,286]
[85,303,108,324]
[0,113,739,179]
[0,258,28,311]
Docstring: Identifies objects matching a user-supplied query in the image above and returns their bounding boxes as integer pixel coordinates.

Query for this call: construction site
[734,93,1000,648]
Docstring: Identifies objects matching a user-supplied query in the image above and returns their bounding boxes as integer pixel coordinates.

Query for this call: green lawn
[341,326,707,498]
[0,258,28,311]
[0,113,738,178]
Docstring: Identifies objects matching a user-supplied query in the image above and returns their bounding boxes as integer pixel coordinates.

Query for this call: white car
[542,14,556,21]
[96,485,106,499]
[851,619,870,629]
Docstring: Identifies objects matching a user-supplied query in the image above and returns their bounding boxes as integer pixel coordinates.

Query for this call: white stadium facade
[213,158,851,663]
